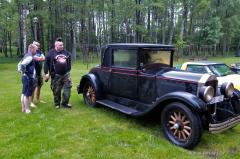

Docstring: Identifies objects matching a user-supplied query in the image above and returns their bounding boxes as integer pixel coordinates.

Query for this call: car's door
[137,49,157,104]
[137,49,173,104]
[108,48,138,100]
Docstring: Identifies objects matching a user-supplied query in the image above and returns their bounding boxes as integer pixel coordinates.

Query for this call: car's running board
[97,99,139,115]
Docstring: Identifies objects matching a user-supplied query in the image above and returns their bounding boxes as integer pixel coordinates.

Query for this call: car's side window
[140,50,171,67]
[186,65,207,73]
[112,49,137,68]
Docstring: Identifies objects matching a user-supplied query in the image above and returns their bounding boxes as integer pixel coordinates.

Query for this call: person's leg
[30,78,37,106]
[32,86,40,103]
[52,75,63,108]
[31,90,35,102]
[29,96,36,107]
[33,86,38,103]
[21,76,28,113]
[21,94,25,112]
[36,86,40,101]
[24,96,30,113]
[36,76,43,103]
[27,78,36,110]
[62,73,72,107]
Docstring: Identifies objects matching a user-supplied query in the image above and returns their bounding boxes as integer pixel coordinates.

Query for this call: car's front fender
[154,91,207,113]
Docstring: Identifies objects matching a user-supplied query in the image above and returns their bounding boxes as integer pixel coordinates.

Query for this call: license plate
[209,95,224,104]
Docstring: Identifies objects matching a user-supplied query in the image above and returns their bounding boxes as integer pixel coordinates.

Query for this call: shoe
[25,109,31,114]
[55,105,60,109]
[62,103,72,108]
[30,102,37,108]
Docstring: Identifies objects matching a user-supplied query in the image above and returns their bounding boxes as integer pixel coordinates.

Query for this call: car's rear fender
[154,91,207,113]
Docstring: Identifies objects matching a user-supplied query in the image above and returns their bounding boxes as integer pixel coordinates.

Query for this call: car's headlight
[199,86,214,102]
[220,82,234,97]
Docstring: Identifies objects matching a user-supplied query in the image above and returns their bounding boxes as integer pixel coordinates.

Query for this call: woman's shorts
[22,76,35,96]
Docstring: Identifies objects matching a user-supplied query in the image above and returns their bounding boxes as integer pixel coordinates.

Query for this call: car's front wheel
[161,102,202,149]
[83,81,97,107]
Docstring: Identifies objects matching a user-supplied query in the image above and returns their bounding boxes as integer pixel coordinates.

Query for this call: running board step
[97,99,139,115]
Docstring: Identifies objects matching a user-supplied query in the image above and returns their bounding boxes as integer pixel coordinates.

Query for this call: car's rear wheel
[83,81,97,107]
[161,102,202,149]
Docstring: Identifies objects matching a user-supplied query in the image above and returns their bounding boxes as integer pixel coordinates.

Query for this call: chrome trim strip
[209,115,240,133]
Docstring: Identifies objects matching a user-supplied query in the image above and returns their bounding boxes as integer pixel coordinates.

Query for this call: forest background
[1,0,240,60]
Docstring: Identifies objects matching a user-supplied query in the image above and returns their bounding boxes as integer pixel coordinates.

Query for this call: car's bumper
[209,115,240,133]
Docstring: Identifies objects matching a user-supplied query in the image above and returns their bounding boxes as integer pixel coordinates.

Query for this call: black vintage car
[77,44,240,149]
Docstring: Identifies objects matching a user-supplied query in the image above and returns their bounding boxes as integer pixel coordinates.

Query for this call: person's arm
[41,54,45,61]
[65,50,71,71]
[21,56,33,67]
[34,55,44,62]
[39,51,45,61]
[44,53,50,75]
[19,56,33,73]
[43,53,50,81]
[68,52,72,70]
[34,51,45,62]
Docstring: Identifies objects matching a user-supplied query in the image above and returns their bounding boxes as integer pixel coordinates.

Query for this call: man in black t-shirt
[44,40,72,109]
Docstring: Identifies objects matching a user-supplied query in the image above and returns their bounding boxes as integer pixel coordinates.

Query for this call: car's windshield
[209,64,234,76]
[142,50,171,66]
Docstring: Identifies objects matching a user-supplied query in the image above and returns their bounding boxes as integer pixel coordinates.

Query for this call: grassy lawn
[0,56,240,159]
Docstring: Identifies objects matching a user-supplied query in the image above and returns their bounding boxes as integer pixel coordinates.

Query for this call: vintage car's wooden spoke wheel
[168,111,191,140]
[87,86,96,103]
[83,81,97,107]
[161,102,202,149]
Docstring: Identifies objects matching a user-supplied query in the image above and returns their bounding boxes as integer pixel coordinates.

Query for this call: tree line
[1,0,240,59]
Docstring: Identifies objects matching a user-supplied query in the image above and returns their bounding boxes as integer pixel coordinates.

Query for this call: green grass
[0,57,240,159]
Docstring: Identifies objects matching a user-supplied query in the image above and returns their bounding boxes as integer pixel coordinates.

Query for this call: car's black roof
[102,43,174,50]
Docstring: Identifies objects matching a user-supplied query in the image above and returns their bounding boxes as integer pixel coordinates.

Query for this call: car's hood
[160,70,203,83]
[217,74,240,90]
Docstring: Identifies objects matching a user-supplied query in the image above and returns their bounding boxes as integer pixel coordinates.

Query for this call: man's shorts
[22,76,35,96]
[35,75,43,86]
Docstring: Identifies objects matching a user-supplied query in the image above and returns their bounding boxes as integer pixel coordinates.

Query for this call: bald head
[55,41,64,52]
